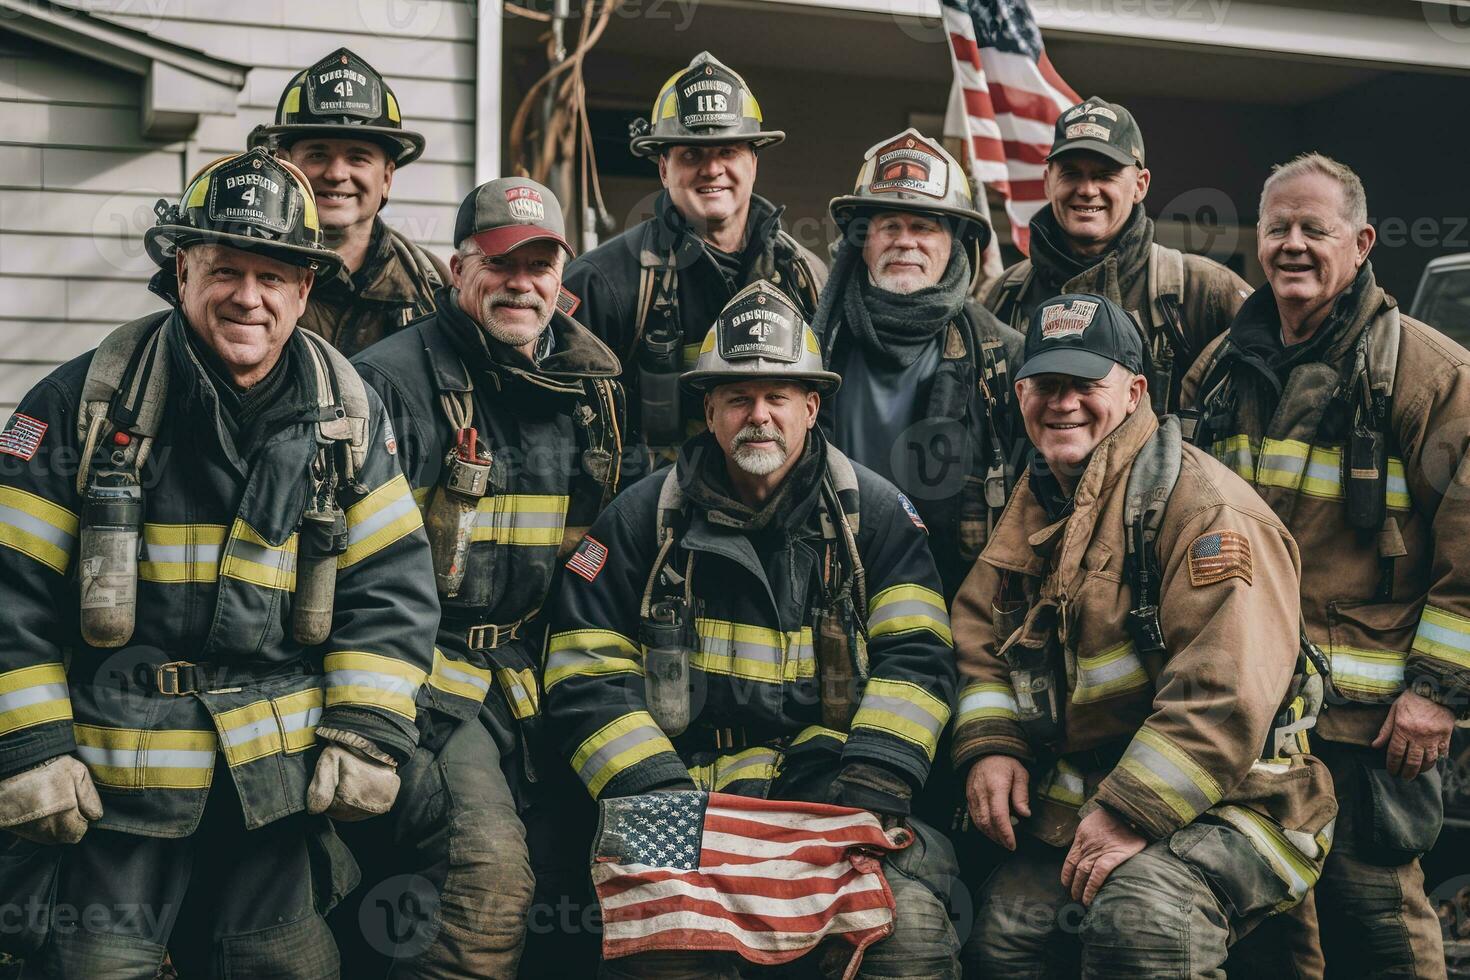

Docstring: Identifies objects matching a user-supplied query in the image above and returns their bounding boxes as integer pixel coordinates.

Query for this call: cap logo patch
[505,186,546,222]
[869,136,947,199]
[1066,122,1111,142]
[1039,300,1098,340]
[1066,103,1117,122]
[305,50,381,120]
[206,154,298,235]
[676,63,739,131]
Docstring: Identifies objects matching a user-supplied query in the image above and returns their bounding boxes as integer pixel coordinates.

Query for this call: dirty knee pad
[858,872,961,980]
[217,914,339,980]
[40,928,168,980]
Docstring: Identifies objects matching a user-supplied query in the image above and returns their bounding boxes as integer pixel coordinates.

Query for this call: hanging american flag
[942,0,1079,255]
[592,791,911,973]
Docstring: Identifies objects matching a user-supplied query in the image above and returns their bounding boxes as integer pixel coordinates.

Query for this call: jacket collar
[639,190,784,268]
[425,285,621,396]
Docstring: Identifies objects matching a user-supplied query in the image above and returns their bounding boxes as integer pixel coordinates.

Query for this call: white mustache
[732,425,786,451]
[878,248,928,272]
[487,290,546,315]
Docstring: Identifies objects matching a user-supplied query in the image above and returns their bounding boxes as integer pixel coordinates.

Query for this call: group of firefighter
[0,42,1464,980]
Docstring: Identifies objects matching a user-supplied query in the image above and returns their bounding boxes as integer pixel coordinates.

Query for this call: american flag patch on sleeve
[1188,529,1252,587]
[0,413,47,461]
[567,535,608,582]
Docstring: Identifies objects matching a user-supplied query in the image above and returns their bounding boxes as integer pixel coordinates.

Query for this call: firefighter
[1183,153,1463,978]
[250,47,448,356]
[562,51,827,461]
[543,280,961,978]
[954,292,1336,974]
[342,177,626,978]
[813,128,1025,598]
[984,97,1250,415]
[0,148,438,977]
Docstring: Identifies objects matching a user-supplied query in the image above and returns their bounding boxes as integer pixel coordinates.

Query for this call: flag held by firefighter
[592,791,912,977]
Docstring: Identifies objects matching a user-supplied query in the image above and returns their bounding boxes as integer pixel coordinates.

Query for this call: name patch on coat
[1188,529,1252,587]
[567,535,609,582]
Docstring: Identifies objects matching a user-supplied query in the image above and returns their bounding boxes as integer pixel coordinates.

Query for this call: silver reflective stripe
[475,510,567,531]
[1416,619,1470,654]
[1120,737,1217,820]
[75,745,216,770]
[230,538,297,573]
[855,693,944,740]
[324,668,419,699]
[219,715,277,747]
[0,504,75,550]
[957,688,1018,719]
[575,723,662,785]
[1303,459,1340,488]
[868,599,952,633]
[346,492,419,546]
[1259,451,1306,479]
[436,661,492,695]
[0,683,69,713]
[1079,650,1144,688]
[143,542,222,564]
[279,705,322,734]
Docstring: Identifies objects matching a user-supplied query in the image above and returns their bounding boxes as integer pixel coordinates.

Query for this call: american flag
[0,413,48,461]
[942,0,1079,255]
[593,791,910,972]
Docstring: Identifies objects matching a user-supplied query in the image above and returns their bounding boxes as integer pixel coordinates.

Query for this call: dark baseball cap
[1015,293,1145,382]
[453,176,573,258]
[1047,97,1145,169]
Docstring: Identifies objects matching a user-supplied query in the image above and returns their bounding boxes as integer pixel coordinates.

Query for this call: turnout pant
[965,834,1240,979]
[29,762,346,980]
[597,817,962,980]
[330,714,535,979]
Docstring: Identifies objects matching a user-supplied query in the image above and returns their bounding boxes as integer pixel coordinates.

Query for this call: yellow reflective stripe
[867,584,953,645]
[1386,458,1410,510]
[73,724,217,790]
[712,747,779,791]
[790,724,848,749]
[1299,445,1344,500]
[0,663,72,737]
[850,677,950,759]
[220,520,297,591]
[322,651,425,721]
[544,629,642,690]
[1117,727,1222,824]
[1328,646,1406,698]
[497,667,540,720]
[1209,435,1255,481]
[1073,640,1150,704]
[470,494,570,547]
[276,687,324,753]
[572,711,676,798]
[1212,804,1321,911]
[140,523,226,583]
[0,486,78,574]
[427,647,494,702]
[691,620,815,683]
[340,474,423,568]
[1256,438,1310,492]
[1037,758,1085,807]
[1413,604,1470,671]
[956,681,1018,726]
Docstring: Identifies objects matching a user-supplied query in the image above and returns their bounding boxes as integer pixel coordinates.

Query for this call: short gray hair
[1259,152,1368,229]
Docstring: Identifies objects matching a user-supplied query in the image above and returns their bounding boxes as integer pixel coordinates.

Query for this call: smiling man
[1184,153,1469,977]
[563,52,826,460]
[985,97,1250,415]
[544,280,962,979]
[814,129,1023,597]
[251,48,449,356]
[952,291,1333,976]
[0,149,437,976]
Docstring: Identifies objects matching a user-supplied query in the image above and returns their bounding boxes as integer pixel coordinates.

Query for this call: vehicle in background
[1411,253,1470,344]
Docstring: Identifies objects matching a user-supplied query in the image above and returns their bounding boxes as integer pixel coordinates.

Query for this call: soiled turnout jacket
[300,217,448,357]
[1183,271,1470,745]
[0,310,437,836]
[562,192,826,446]
[951,406,1335,902]
[543,435,956,804]
[352,288,624,776]
[818,300,1025,598]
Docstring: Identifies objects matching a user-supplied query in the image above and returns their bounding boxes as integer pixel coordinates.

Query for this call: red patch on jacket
[0,413,47,460]
[567,535,608,582]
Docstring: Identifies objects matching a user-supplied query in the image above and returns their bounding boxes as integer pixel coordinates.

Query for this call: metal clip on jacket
[425,427,492,598]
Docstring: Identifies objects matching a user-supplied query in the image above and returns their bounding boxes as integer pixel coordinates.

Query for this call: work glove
[307,728,400,821]
[0,755,103,845]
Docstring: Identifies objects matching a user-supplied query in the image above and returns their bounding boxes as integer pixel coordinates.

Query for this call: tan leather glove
[0,755,103,845]
[306,730,400,821]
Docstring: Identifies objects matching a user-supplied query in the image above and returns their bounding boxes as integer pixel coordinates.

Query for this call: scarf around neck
[1028,202,1153,297]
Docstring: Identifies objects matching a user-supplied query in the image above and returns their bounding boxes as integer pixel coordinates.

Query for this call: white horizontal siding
[0,0,474,410]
